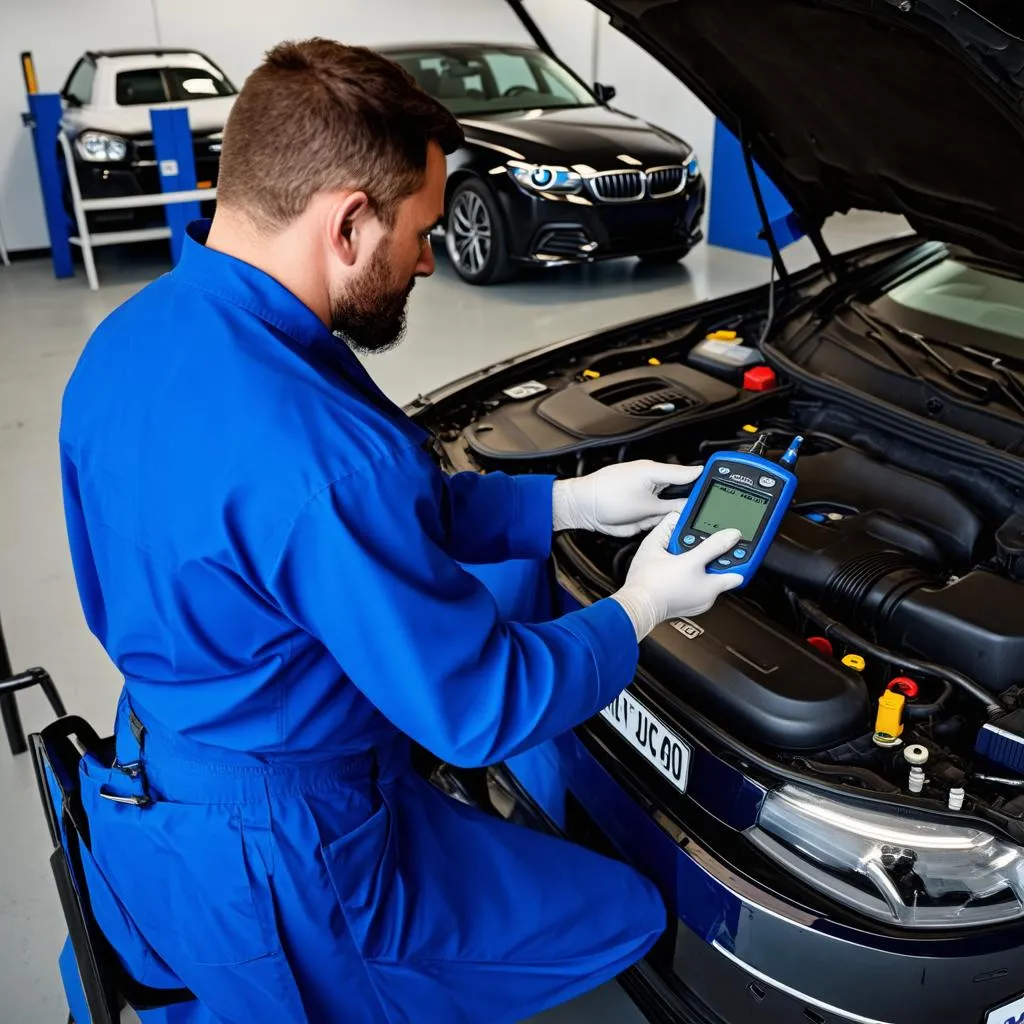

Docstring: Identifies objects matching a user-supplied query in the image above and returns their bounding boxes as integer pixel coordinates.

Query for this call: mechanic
[59,39,743,1024]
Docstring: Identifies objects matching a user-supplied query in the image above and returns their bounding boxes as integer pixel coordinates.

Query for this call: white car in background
[60,48,236,229]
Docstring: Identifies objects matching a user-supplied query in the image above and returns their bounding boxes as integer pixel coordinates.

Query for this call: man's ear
[327,191,371,268]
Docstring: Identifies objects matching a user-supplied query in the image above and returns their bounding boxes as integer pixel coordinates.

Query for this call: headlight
[686,155,700,179]
[507,163,582,195]
[747,785,1024,929]
[76,131,128,162]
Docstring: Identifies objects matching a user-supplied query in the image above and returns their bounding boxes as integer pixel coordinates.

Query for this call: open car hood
[584,0,1024,264]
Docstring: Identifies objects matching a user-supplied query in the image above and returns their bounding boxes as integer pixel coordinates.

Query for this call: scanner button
[732,548,747,559]
[759,475,776,488]
[716,557,733,567]
[682,534,696,546]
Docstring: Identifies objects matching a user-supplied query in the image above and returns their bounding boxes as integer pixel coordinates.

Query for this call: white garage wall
[0,0,715,254]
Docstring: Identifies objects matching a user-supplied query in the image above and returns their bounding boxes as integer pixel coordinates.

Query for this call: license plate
[600,691,691,794]
[988,993,1024,1024]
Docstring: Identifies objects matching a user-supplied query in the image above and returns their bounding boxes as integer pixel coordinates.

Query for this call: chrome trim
[587,168,645,203]
[710,942,897,1024]
[579,164,690,203]
[645,164,687,199]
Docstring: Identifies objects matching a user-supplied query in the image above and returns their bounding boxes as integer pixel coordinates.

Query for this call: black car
[382,43,705,284]
[411,1,1024,1022]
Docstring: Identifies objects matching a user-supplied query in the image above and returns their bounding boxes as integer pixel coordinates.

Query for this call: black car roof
[378,42,540,54]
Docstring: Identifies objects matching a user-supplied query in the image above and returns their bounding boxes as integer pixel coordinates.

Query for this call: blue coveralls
[58,222,665,1023]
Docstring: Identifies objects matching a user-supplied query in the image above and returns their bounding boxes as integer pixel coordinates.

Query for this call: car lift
[21,50,209,290]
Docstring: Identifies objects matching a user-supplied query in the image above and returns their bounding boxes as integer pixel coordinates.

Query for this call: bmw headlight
[76,131,128,162]
[686,154,700,179]
[507,163,582,195]
[747,785,1024,929]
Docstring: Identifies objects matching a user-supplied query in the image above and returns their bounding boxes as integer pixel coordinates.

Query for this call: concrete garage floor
[0,212,904,1023]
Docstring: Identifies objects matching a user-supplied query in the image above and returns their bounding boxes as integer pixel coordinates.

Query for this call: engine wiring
[793,595,1003,717]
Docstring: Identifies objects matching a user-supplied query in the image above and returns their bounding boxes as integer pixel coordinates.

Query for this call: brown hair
[216,39,463,230]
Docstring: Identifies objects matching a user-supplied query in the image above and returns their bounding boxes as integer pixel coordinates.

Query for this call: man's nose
[415,240,436,278]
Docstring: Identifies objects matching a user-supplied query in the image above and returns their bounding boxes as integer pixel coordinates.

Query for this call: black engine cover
[642,600,870,751]
[465,365,737,459]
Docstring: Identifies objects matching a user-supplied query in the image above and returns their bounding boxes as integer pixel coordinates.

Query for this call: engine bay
[422,271,1024,836]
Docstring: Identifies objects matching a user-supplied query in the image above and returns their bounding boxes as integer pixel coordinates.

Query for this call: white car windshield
[116,67,236,106]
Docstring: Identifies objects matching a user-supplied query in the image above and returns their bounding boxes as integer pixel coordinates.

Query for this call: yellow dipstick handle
[875,690,905,740]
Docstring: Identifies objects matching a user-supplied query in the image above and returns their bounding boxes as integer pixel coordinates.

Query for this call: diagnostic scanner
[668,434,803,587]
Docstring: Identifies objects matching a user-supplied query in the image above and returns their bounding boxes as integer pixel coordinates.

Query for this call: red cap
[807,636,834,657]
[887,676,920,699]
[743,366,777,392]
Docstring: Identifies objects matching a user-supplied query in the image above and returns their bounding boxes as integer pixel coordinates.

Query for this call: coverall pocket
[81,770,277,967]
[321,799,399,963]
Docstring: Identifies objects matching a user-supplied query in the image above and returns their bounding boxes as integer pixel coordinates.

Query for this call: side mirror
[594,82,617,105]
[62,94,81,108]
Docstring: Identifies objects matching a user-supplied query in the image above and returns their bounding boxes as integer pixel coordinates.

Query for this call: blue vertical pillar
[707,120,804,257]
[150,108,200,264]
[26,93,74,279]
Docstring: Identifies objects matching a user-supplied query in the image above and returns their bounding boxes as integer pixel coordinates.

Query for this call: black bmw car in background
[382,43,705,284]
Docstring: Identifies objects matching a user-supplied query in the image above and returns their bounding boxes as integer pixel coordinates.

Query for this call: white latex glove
[552,460,703,537]
[612,514,745,640]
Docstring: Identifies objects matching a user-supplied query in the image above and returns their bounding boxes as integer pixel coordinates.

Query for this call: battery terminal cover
[742,366,777,391]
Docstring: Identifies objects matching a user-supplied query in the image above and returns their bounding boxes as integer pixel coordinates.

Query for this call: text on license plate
[600,691,691,794]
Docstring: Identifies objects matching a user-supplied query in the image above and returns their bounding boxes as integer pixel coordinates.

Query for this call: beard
[330,237,414,354]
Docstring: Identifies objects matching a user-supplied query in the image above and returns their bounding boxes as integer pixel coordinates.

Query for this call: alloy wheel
[446,190,493,277]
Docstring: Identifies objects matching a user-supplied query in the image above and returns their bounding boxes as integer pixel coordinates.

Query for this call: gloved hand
[611,513,744,640]
[552,460,703,537]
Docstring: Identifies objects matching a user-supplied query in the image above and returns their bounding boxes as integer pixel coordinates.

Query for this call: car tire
[445,179,513,285]
[639,246,693,266]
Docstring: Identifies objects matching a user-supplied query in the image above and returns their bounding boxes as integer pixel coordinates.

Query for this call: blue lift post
[707,120,804,258]
[150,107,201,264]
[25,92,74,280]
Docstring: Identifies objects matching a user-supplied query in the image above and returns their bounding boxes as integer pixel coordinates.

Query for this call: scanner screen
[691,481,770,542]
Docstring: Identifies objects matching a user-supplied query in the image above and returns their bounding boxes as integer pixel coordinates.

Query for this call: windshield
[884,259,1024,346]
[116,66,235,106]
[389,47,595,117]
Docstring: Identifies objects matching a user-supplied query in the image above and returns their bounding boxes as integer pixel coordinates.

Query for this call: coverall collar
[176,220,428,444]
[178,219,332,351]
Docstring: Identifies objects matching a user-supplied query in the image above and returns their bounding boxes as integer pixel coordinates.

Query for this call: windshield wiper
[848,306,1024,415]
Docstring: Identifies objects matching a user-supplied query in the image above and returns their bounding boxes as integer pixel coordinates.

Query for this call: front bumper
[499,725,1024,1024]
[73,156,220,226]
[493,177,706,266]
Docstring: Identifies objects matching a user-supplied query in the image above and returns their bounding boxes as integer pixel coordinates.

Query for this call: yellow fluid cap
[875,689,905,739]
[842,654,866,672]
[582,369,601,379]
[741,424,759,434]
[706,330,738,342]
[647,358,662,366]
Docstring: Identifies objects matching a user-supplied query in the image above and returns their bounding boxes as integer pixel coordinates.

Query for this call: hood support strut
[503,0,557,60]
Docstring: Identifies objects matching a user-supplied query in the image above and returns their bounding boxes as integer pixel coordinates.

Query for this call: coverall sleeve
[268,445,638,767]
[441,470,555,564]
